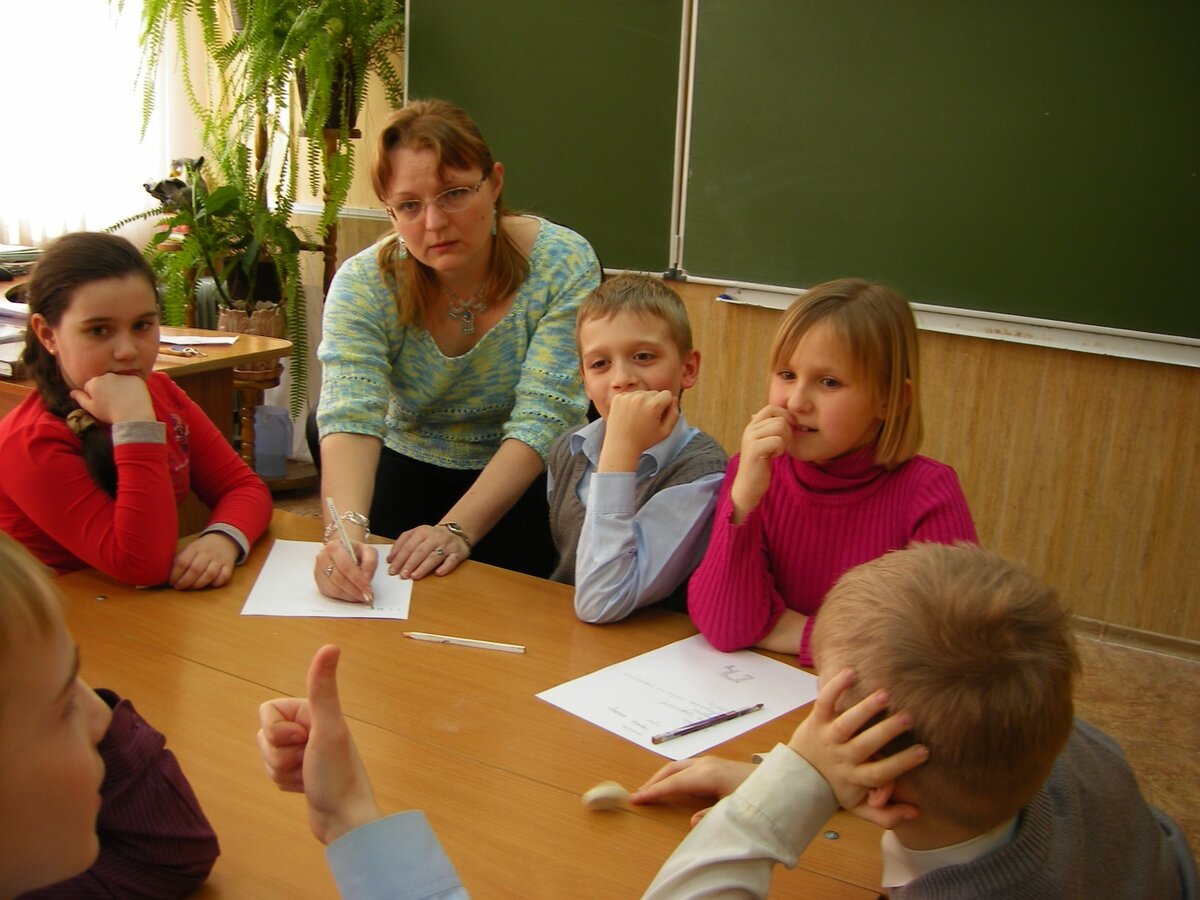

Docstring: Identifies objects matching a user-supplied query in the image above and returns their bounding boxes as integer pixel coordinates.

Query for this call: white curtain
[0,2,197,247]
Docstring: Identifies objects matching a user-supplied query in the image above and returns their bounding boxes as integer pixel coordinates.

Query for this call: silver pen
[325,497,374,608]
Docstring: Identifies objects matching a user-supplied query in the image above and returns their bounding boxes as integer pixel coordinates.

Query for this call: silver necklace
[444,282,488,334]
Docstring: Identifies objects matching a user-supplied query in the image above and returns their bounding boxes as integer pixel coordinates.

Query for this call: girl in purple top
[688,279,977,666]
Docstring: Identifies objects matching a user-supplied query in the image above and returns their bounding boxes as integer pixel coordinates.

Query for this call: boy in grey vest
[547,274,727,623]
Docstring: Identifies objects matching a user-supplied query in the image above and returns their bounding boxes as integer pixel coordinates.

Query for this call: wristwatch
[437,521,472,550]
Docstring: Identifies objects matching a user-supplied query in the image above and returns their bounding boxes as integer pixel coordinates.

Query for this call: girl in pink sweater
[688,279,976,666]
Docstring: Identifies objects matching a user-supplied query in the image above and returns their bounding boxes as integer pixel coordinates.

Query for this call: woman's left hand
[387,524,470,580]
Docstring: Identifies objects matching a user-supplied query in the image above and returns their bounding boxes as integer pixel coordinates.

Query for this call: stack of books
[0,340,24,378]
[0,244,39,280]
[0,255,30,375]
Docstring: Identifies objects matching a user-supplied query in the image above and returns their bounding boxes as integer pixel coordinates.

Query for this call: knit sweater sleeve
[316,244,398,440]
[502,222,600,460]
[157,376,272,553]
[0,395,179,583]
[687,454,788,652]
[905,457,978,545]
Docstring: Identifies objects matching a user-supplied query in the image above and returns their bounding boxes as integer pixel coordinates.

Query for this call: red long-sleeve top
[688,445,977,663]
[0,372,271,583]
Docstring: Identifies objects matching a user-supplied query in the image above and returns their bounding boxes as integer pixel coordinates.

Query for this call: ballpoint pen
[650,702,764,745]
[325,497,374,608]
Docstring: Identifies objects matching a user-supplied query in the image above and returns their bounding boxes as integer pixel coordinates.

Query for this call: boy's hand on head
[730,404,792,521]
[256,645,382,845]
[597,390,678,472]
[170,532,239,589]
[787,667,928,830]
[630,756,757,827]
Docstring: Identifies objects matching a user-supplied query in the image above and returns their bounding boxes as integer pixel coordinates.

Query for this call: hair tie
[66,409,98,435]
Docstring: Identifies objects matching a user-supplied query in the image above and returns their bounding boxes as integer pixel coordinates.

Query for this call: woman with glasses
[313,99,600,599]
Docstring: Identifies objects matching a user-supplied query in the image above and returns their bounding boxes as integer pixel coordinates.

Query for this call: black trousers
[308,413,556,578]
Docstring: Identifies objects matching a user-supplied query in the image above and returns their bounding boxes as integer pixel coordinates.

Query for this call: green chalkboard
[683,1,1200,338]
[407,0,682,273]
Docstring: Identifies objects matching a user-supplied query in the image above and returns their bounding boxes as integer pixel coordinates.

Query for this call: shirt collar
[879,816,1018,888]
[570,412,695,477]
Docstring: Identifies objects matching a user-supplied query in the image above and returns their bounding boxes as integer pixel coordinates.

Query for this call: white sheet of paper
[241,539,411,619]
[537,634,818,760]
[163,335,238,346]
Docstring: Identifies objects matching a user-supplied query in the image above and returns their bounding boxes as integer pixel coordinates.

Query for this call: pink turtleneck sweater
[687,446,977,664]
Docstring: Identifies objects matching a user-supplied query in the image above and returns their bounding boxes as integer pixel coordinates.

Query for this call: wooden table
[0,326,292,442]
[57,511,883,899]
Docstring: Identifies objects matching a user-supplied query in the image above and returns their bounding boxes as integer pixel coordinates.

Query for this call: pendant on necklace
[445,285,489,335]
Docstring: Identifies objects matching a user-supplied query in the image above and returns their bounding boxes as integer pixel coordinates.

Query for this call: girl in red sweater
[0,232,271,587]
[687,279,977,665]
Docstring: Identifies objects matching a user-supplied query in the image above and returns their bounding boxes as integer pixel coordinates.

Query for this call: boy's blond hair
[576,274,693,357]
[771,278,920,469]
[0,534,62,701]
[813,542,1079,831]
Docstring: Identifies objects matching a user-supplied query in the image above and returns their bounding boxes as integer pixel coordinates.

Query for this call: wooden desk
[0,326,292,442]
[57,511,883,898]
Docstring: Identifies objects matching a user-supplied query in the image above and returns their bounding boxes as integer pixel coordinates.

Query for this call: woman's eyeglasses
[385,177,487,222]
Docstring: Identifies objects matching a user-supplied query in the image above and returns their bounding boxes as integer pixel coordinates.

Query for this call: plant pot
[219,304,287,381]
[296,59,363,137]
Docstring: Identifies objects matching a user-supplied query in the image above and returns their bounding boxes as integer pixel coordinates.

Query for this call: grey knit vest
[547,425,728,606]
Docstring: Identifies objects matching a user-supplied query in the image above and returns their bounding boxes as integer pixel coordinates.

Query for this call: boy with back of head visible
[639,543,1195,898]
[546,274,728,623]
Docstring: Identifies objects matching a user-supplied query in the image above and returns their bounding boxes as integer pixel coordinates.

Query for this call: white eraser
[581,780,630,811]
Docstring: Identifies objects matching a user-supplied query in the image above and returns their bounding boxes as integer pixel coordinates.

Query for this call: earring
[396,235,408,260]
[490,208,497,237]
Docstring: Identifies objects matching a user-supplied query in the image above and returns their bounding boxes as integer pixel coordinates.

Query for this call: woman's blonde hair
[771,278,921,469]
[371,99,529,325]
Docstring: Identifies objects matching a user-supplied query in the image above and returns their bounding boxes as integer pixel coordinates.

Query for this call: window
[0,2,185,246]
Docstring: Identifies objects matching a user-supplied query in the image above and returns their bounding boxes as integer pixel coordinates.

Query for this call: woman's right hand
[71,372,155,424]
[729,404,792,522]
[630,756,757,826]
[315,539,378,603]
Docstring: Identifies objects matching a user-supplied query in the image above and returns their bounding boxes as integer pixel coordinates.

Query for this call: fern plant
[115,0,404,416]
[122,0,405,232]
[109,152,316,417]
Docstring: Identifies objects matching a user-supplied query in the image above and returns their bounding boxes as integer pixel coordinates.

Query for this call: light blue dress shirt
[547,414,725,623]
[326,812,468,900]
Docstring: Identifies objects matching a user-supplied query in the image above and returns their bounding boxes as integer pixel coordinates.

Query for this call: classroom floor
[270,488,1200,870]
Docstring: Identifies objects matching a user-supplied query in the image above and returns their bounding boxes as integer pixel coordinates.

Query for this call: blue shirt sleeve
[326,812,469,900]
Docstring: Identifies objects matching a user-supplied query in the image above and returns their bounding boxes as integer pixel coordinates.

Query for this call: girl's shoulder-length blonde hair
[370,99,529,325]
[770,277,922,469]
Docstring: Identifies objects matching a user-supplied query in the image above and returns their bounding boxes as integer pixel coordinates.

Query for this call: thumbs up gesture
[256,645,383,844]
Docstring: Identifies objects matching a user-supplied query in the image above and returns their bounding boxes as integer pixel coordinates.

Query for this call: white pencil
[403,631,525,654]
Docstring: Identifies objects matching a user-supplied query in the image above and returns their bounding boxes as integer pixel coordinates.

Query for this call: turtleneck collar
[789,443,885,493]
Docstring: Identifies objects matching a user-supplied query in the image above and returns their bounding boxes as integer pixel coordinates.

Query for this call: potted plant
[127,0,404,245]
[109,150,317,414]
